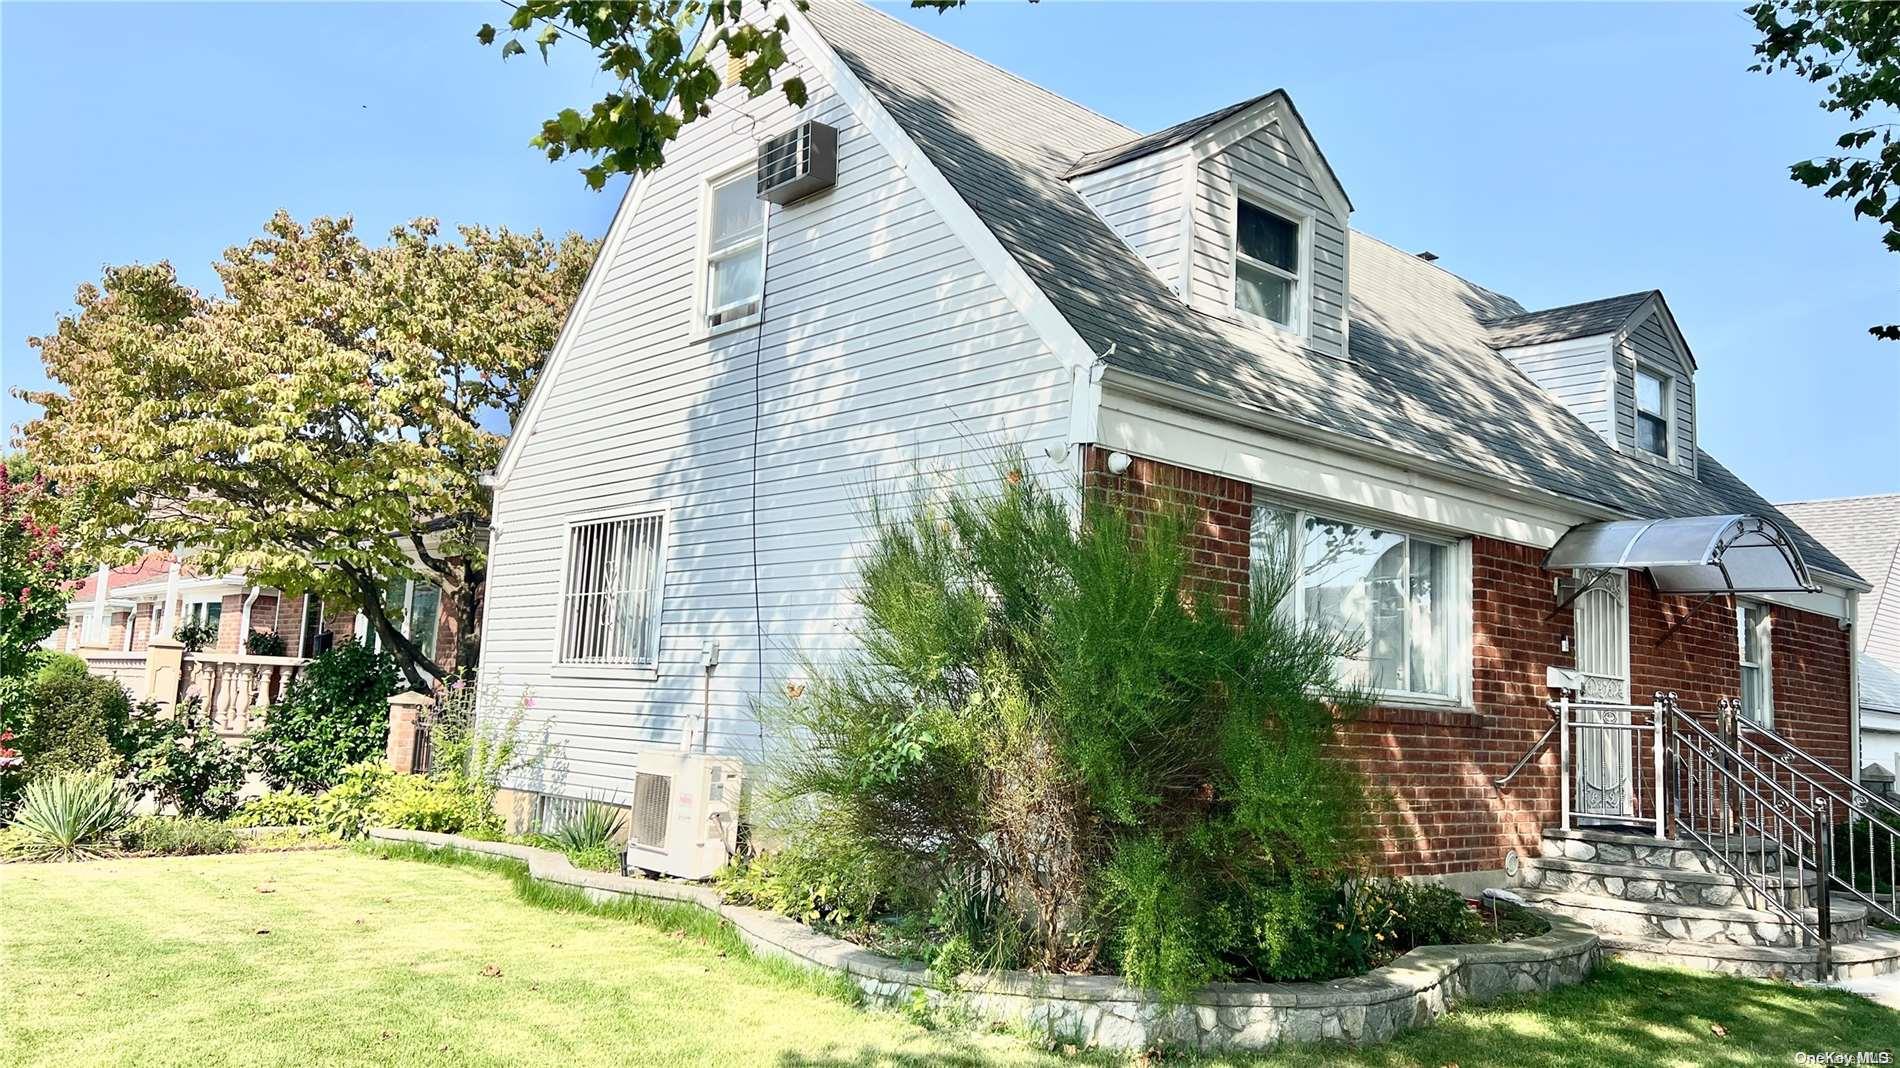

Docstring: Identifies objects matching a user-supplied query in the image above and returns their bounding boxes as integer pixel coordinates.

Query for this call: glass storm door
[1573,571,1633,818]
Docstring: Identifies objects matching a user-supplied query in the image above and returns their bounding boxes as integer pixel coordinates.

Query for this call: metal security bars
[559,513,665,668]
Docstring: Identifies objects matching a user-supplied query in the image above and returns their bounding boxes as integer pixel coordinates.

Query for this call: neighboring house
[479,1,1867,898]
[1777,493,1900,789]
[53,549,465,673]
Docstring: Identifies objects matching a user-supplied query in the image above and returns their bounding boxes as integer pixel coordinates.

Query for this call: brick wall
[1086,448,1856,877]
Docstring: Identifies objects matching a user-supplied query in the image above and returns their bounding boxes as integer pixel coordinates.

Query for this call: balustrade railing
[180,653,308,736]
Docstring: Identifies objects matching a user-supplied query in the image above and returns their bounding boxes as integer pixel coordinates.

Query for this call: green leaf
[476,23,497,46]
[499,39,526,60]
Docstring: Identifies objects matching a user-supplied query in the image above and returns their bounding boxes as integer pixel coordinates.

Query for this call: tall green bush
[121,698,248,820]
[12,672,133,777]
[248,639,399,792]
[760,462,1375,997]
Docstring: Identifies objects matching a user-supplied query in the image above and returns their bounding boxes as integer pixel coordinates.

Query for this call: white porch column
[159,555,183,637]
[84,562,110,646]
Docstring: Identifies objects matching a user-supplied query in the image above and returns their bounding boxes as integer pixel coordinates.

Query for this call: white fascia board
[781,6,1103,439]
[1098,379,1592,547]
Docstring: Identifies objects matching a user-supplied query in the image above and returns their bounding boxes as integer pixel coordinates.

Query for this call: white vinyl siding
[1249,499,1469,704]
[481,31,1072,802]
[1497,335,1615,440]
[1189,122,1347,358]
[1070,149,1189,295]
[557,512,665,669]
[1615,310,1695,476]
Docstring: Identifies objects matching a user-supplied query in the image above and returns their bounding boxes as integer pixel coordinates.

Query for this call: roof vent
[756,121,837,205]
[1416,250,1440,262]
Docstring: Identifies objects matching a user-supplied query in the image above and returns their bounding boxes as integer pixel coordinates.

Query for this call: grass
[2,847,1894,1067]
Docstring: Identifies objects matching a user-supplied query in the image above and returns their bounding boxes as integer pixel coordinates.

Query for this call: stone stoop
[1514,827,1900,981]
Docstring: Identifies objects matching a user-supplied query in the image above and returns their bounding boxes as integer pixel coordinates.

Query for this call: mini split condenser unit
[625,751,743,881]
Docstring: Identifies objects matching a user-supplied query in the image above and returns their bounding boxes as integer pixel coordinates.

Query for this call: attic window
[1635,367,1671,458]
[1233,197,1303,331]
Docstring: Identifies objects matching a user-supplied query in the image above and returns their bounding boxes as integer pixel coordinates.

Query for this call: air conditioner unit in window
[625,750,744,880]
[756,121,837,205]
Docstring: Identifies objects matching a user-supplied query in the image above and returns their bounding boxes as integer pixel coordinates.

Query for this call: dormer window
[1635,367,1671,457]
[1234,197,1303,331]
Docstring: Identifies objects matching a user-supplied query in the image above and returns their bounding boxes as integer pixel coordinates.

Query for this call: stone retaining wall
[367,828,1600,1051]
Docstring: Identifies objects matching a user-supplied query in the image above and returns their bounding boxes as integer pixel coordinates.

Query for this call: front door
[1573,571,1632,819]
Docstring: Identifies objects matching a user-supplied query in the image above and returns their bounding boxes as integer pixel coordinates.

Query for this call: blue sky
[3,1,1893,502]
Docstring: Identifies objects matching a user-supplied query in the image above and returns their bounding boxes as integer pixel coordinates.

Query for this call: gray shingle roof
[1484,291,1656,348]
[1779,494,1900,655]
[800,1,1858,584]
[1064,93,1272,178]
[1863,653,1900,714]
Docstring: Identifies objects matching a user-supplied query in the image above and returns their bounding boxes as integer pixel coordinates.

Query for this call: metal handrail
[1729,712,1898,927]
[1665,694,1833,978]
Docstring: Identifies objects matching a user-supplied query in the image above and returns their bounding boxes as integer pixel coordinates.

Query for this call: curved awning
[1544,514,1818,595]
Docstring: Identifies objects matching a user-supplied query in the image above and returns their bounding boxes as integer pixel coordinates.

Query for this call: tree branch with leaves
[17,212,596,690]
[1750,0,1900,339]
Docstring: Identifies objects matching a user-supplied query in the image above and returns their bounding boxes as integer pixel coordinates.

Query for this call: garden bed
[367,827,1600,1052]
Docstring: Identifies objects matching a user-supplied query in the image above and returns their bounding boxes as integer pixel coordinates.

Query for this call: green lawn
[1,847,1893,1067]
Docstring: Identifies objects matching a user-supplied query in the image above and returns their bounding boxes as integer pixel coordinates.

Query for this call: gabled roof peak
[1483,291,1657,348]
[1060,88,1352,215]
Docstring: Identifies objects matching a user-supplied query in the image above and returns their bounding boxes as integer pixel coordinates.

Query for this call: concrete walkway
[1824,973,1900,1010]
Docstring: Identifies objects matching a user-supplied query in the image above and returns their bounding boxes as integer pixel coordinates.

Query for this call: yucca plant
[11,770,134,861]
[550,802,626,857]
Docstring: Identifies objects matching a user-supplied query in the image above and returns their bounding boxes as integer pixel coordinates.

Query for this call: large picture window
[1251,501,1466,701]
[558,512,666,669]
[700,168,766,331]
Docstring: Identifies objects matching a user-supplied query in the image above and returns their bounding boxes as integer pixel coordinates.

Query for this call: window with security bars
[558,512,665,667]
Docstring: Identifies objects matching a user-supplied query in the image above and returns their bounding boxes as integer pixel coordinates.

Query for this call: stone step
[1539,827,1784,876]
[1519,890,1866,949]
[1603,928,1900,982]
[1518,856,1821,909]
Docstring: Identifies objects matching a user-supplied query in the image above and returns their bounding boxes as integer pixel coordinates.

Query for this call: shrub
[718,834,894,931]
[244,630,288,657]
[548,802,624,856]
[171,617,216,653]
[228,790,317,828]
[32,651,89,684]
[313,761,393,839]
[10,770,132,861]
[249,640,399,792]
[118,815,241,856]
[758,461,1373,997]
[121,699,247,820]
[12,672,132,777]
[369,773,496,835]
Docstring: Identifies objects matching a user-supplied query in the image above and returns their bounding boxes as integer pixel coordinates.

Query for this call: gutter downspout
[239,586,262,654]
[1848,590,1862,785]
[86,562,110,646]
[159,554,183,638]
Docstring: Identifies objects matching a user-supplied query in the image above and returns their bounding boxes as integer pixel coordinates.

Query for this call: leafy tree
[1750,0,1900,338]
[479,0,975,187]
[0,464,77,688]
[18,213,596,689]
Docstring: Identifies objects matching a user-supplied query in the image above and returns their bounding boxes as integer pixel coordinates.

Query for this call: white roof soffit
[1543,514,1819,595]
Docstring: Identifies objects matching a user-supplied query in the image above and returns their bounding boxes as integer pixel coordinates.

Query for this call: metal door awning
[1544,514,1818,594]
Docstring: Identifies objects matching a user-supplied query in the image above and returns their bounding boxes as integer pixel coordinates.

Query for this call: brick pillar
[385,690,433,774]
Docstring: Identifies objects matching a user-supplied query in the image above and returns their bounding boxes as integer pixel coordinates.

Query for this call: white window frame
[1634,365,1673,460]
[1229,184,1312,339]
[552,505,671,680]
[693,161,768,338]
[1249,496,1473,708]
[1737,600,1773,727]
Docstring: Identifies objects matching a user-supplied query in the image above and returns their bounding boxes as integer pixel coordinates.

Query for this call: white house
[479,1,1878,963]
